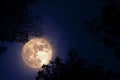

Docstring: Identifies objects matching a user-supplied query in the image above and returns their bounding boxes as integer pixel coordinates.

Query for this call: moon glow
[22,38,52,69]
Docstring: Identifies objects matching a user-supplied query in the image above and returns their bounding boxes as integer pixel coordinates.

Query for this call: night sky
[0,0,120,80]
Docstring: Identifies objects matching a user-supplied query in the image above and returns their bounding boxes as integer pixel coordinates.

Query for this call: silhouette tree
[35,49,120,80]
[0,0,43,54]
[85,0,120,59]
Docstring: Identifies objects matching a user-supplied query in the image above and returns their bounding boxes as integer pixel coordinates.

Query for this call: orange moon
[22,38,52,69]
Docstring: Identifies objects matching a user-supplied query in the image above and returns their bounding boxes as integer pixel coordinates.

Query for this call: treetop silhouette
[35,49,120,80]
[85,0,120,59]
[0,0,43,54]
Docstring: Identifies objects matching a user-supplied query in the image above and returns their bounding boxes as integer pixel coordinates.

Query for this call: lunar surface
[22,38,52,69]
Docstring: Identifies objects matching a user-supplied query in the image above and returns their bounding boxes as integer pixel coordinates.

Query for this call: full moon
[22,38,53,69]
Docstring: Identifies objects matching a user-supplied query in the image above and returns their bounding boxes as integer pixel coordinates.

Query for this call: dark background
[0,0,120,80]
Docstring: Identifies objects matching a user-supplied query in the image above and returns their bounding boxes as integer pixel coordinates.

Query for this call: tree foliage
[0,0,43,54]
[35,49,120,80]
[85,0,120,59]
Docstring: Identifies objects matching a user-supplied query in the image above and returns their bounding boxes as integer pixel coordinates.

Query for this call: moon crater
[22,38,52,69]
